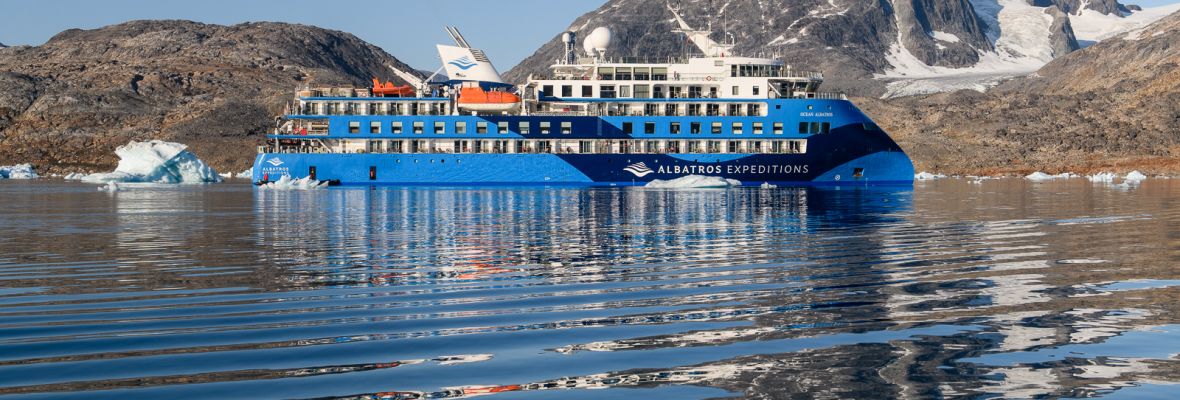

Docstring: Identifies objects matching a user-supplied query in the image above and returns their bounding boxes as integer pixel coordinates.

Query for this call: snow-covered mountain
[507,0,1179,98]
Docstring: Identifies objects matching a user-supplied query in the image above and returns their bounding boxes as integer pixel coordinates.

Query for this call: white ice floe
[81,140,221,184]
[1088,172,1118,183]
[1124,171,1148,183]
[219,168,254,179]
[760,182,778,189]
[63,172,87,180]
[259,175,328,190]
[1025,172,1077,181]
[100,182,121,192]
[915,172,946,180]
[0,164,38,179]
[645,175,741,188]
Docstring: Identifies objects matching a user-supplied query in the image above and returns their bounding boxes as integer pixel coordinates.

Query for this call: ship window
[732,122,743,134]
[753,86,760,96]
[687,104,701,116]
[822,122,831,134]
[644,104,659,116]
[598,67,615,80]
[542,85,554,98]
[810,122,820,134]
[392,122,403,134]
[616,67,632,80]
[622,122,633,134]
[634,85,650,98]
[561,85,573,97]
[688,141,701,153]
[600,85,616,98]
[665,104,678,116]
[370,121,381,134]
[670,122,681,134]
[581,85,592,97]
[707,140,721,153]
[349,121,360,134]
[728,104,742,116]
[711,122,722,134]
[688,86,702,98]
[772,141,783,153]
[644,122,656,134]
[732,86,740,96]
[518,121,530,134]
[728,141,740,153]
[456,121,467,134]
[706,104,720,116]
[690,122,701,134]
[748,104,762,116]
[477,122,488,134]
[619,85,631,98]
[773,122,783,135]
[434,121,445,134]
[652,67,668,81]
[540,121,551,134]
[561,121,572,134]
[634,67,650,80]
[799,122,808,134]
[413,121,424,134]
[751,140,763,153]
[753,122,764,134]
[497,121,508,134]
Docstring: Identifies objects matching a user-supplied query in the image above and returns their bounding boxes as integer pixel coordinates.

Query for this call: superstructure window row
[281,138,808,155]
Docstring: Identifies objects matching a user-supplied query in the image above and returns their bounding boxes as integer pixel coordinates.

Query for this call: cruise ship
[252,6,914,186]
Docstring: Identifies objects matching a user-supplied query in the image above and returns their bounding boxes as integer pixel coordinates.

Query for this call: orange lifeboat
[371,78,415,97]
[457,87,520,112]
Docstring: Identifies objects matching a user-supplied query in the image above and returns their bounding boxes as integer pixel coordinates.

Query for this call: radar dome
[583,27,612,56]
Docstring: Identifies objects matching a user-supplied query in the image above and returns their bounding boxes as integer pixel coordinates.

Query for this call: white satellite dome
[583,27,612,56]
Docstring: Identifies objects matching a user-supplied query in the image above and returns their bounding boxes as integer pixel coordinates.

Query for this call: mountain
[859,10,1180,174]
[0,20,417,173]
[506,0,1165,98]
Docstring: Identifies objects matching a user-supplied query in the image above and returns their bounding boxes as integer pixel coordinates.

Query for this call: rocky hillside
[860,10,1180,175]
[0,20,417,173]
[506,0,1148,97]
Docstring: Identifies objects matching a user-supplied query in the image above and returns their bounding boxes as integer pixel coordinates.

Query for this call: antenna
[445,26,472,48]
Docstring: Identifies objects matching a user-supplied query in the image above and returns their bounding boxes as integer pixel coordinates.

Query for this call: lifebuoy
[705,76,714,81]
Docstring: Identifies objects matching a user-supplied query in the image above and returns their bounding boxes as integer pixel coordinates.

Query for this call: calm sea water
[1,179,1179,399]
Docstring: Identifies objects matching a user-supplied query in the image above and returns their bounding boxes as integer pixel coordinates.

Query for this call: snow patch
[82,141,221,184]
[1025,172,1078,181]
[259,175,329,190]
[930,31,962,43]
[646,175,741,188]
[1070,4,1180,44]
[0,164,38,179]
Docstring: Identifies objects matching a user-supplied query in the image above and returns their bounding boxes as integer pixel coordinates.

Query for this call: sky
[0,0,608,71]
[2,0,1179,71]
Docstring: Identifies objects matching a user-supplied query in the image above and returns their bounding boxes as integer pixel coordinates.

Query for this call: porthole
[807,105,814,110]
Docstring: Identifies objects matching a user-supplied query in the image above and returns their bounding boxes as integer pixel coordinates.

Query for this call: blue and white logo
[448,56,478,70]
[266,158,284,167]
[623,162,653,177]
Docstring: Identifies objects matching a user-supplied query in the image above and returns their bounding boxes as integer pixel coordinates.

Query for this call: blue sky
[2,0,1179,70]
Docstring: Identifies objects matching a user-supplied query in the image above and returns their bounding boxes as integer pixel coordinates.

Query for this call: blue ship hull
[253,99,914,186]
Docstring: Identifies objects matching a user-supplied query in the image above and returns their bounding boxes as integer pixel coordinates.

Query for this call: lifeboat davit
[457,87,520,112]
[371,78,415,97]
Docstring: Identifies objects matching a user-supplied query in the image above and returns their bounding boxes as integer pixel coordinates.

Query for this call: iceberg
[0,164,38,179]
[915,172,946,180]
[82,140,221,184]
[646,175,741,188]
[1025,172,1077,181]
[259,175,328,190]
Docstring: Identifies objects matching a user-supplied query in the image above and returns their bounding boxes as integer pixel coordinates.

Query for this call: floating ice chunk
[1025,172,1076,181]
[82,140,221,184]
[259,175,328,190]
[236,168,253,179]
[1124,171,1148,183]
[760,182,778,189]
[646,175,741,188]
[0,164,38,179]
[100,182,121,192]
[914,172,946,180]
[1088,172,1118,183]
[63,172,87,180]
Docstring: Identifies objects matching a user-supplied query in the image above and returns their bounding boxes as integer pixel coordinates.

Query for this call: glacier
[81,140,221,184]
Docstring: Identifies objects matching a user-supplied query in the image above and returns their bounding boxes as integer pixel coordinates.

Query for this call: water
[1,179,1179,399]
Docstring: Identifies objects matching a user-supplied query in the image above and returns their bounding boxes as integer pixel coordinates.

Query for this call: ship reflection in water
[1,180,1180,399]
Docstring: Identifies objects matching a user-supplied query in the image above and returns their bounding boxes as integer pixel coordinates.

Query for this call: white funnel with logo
[437,26,504,84]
